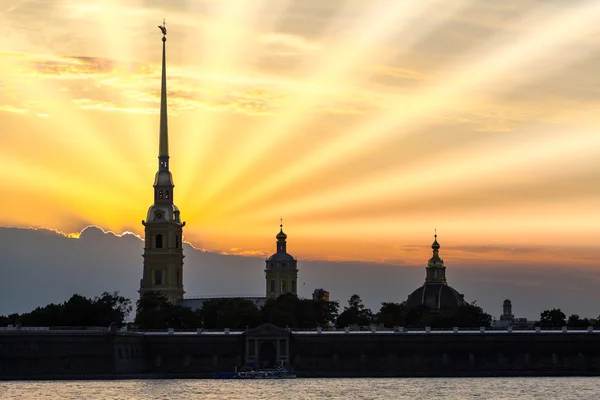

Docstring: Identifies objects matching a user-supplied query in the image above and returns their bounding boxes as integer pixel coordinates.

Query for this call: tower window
[175,235,180,248]
[280,279,287,293]
[292,280,296,293]
[166,190,170,199]
[156,234,163,248]
[159,190,163,199]
[270,280,275,293]
[154,270,163,285]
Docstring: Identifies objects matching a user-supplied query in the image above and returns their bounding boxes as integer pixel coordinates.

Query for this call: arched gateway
[244,324,291,368]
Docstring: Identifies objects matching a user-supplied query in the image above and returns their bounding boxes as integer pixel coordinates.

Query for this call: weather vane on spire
[158,18,167,36]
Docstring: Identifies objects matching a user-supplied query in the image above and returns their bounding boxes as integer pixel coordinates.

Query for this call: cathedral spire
[158,19,169,171]
[276,218,288,253]
[425,231,446,284]
[139,20,185,304]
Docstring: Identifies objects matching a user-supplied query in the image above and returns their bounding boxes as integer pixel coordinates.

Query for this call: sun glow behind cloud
[1,0,600,266]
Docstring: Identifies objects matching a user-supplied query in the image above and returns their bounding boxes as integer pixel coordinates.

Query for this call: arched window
[156,234,163,248]
[154,270,163,285]
[270,280,275,293]
[292,280,297,293]
[280,279,287,293]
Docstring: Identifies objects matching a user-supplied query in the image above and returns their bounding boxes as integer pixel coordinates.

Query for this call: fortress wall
[143,334,244,376]
[0,331,138,379]
[2,330,600,379]
[291,332,600,377]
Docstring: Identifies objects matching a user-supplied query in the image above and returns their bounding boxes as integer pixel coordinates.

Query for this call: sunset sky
[2,0,600,267]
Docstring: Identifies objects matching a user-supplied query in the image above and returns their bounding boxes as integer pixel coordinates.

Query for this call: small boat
[214,365,297,379]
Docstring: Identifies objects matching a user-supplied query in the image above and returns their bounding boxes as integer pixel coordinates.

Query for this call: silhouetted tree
[135,291,201,329]
[309,299,339,328]
[261,293,300,328]
[259,293,339,329]
[376,302,407,328]
[539,308,566,327]
[200,298,262,329]
[336,294,373,328]
[567,314,591,328]
[400,302,492,329]
[0,292,132,327]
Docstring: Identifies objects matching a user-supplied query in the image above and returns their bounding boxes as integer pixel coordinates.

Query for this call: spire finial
[432,229,440,250]
[157,18,169,168]
[158,18,167,37]
[280,216,283,229]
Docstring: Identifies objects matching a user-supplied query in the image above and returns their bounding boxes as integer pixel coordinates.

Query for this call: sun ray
[0,18,143,187]
[213,0,600,217]
[176,0,283,201]
[188,0,474,217]
[237,129,600,222]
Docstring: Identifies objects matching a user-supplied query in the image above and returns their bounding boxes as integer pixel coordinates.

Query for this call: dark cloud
[1,226,599,321]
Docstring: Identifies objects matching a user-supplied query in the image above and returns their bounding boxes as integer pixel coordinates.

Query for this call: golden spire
[158,19,169,167]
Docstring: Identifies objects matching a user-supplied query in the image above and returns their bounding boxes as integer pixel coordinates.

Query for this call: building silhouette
[491,299,535,329]
[265,221,298,299]
[139,24,185,304]
[405,233,466,310]
[312,289,330,302]
[138,23,304,308]
[136,24,487,315]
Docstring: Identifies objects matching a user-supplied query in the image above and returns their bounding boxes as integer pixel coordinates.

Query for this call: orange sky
[1,0,600,266]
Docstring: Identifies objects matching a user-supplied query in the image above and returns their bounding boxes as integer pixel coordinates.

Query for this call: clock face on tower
[154,211,163,220]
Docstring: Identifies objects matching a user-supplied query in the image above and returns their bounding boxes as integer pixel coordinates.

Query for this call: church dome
[406,284,466,310]
[276,228,287,241]
[266,222,297,269]
[431,235,440,250]
[267,252,295,263]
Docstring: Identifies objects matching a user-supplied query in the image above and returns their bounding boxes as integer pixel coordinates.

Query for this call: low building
[312,289,330,302]
[491,299,536,329]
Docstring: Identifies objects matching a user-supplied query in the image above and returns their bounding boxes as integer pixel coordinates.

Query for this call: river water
[2,378,599,399]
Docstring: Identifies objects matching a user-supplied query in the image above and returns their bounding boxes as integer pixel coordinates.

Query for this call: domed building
[406,234,466,311]
[265,222,298,299]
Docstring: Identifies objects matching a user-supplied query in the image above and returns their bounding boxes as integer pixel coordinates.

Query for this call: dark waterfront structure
[2,325,600,379]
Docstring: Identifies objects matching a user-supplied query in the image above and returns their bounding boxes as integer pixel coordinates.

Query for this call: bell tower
[139,20,185,303]
[425,231,447,284]
[265,220,299,299]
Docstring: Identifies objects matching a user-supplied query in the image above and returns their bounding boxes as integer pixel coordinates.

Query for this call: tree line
[1,291,597,330]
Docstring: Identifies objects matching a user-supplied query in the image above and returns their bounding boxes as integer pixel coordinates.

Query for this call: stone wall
[291,332,600,377]
[0,331,143,379]
[2,329,600,379]
[143,334,244,377]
